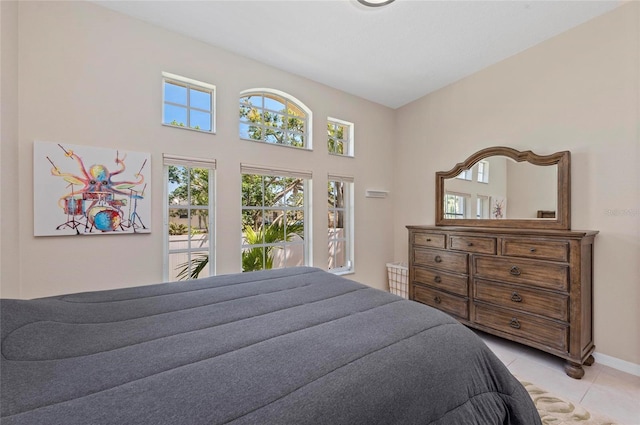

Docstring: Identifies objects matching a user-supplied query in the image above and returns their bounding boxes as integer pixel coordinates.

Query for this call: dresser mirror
[435,146,570,230]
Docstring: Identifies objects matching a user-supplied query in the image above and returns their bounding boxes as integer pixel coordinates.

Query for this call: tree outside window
[241,173,307,272]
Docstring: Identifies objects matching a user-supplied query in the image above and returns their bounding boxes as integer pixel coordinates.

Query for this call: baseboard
[593,351,640,377]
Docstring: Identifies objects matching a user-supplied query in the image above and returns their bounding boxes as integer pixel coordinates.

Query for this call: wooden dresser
[407,225,598,379]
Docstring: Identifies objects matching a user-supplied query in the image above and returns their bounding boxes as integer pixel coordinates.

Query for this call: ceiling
[93,0,623,109]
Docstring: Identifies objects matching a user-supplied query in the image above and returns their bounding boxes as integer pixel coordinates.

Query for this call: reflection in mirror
[443,157,558,220]
[435,146,570,230]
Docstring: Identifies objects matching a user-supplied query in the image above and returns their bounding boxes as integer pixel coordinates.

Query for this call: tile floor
[476,331,640,425]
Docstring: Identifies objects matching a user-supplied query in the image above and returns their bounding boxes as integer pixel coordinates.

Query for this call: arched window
[239,89,312,149]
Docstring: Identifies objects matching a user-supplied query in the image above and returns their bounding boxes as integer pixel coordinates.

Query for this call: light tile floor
[476,331,640,425]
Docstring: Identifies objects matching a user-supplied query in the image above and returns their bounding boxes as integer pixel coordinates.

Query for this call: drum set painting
[34,141,151,236]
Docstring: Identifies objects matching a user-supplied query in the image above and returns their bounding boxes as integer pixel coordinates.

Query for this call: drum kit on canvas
[58,190,145,234]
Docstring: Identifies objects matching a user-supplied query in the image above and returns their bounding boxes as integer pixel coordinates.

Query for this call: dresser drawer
[414,285,468,320]
[413,232,446,249]
[473,256,568,292]
[414,266,468,297]
[502,239,569,262]
[414,248,468,274]
[474,279,568,321]
[474,303,568,351]
[449,235,496,254]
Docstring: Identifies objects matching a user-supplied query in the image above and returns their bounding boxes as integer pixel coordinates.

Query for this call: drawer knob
[434,255,442,263]
[509,318,521,329]
[530,248,537,252]
[509,266,521,276]
[510,292,523,303]
[467,242,474,247]
[434,276,442,283]
[434,296,442,304]
[426,238,432,242]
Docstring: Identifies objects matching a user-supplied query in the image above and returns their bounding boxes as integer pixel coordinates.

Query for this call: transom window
[163,155,216,281]
[239,89,311,149]
[456,169,472,180]
[328,118,354,157]
[477,161,489,183]
[162,72,215,133]
[240,165,310,272]
[328,175,354,273]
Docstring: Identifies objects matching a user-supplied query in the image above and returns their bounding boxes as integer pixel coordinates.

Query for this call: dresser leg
[564,361,585,379]
[583,355,595,366]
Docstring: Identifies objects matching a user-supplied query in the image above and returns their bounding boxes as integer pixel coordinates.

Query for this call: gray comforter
[1,267,541,424]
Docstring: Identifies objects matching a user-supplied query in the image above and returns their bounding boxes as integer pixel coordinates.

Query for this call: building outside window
[163,155,215,281]
[162,72,215,133]
[239,89,311,149]
[241,165,310,272]
[328,175,354,273]
[327,118,354,157]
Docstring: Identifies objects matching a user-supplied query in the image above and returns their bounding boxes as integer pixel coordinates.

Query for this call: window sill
[328,152,354,158]
[162,123,216,135]
[329,268,354,277]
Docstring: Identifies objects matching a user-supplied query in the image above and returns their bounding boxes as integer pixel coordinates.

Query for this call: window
[164,155,215,281]
[328,175,354,273]
[239,89,312,149]
[456,169,472,180]
[444,192,469,219]
[477,195,490,218]
[241,165,311,272]
[477,161,489,183]
[162,72,215,133]
[327,118,354,157]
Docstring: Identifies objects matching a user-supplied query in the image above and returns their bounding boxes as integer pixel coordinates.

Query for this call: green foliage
[173,171,305,280]
[239,95,305,147]
[328,122,346,155]
[242,221,304,272]
[169,222,188,235]
[168,120,201,131]
[241,174,304,231]
[175,253,209,281]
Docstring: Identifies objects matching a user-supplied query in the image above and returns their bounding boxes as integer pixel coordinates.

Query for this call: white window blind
[327,174,354,183]
[240,163,311,179]
[163,154,217,169]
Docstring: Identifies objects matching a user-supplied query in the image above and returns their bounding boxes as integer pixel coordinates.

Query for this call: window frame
[456,169,472,180]
[444,192,470,219]
[240,164,312,272]
[327,175,355,274]
[477,160,490,183]
[239,88,313,150]
[162,72,216,134]
[163,154,216,281]
[327,117,355,157]
[476,194,490,218]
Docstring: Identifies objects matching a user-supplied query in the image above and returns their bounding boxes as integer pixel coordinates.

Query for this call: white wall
[507,161,557,218]
[0,0,20,298]
[0,1,395,298]
[393,3,640,365]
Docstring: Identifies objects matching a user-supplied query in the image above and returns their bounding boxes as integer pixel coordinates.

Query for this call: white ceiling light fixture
[357,0,395,7]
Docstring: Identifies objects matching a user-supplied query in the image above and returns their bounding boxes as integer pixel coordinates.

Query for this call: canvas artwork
[34,141,151,236]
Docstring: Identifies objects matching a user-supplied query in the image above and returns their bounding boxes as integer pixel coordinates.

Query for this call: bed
[1,267,541,425]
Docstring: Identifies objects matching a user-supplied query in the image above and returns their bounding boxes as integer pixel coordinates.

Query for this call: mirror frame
[435,146,571,230]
